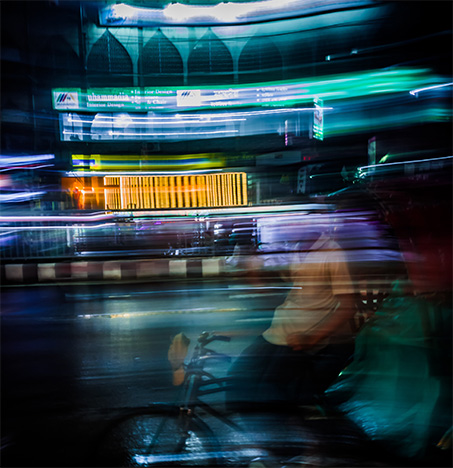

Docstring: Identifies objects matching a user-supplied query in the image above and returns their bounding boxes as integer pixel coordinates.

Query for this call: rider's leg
[226,335,279,413]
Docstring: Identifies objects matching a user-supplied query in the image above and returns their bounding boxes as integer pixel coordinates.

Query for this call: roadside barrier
[0,257,229,285]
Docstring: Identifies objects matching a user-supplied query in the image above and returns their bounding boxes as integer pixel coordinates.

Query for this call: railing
[0,210,238,261]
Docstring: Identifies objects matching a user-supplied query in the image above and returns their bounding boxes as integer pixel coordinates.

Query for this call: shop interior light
[100,1,373,26]
[103,172,248,210]
[164,2,249,23]
[104,3,139,24]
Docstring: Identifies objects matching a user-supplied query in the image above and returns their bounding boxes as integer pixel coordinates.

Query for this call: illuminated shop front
[62,153,248,210]
[103,172,248,210]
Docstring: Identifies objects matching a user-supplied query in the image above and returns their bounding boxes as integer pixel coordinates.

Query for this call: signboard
[53,90,80,110]
[71,153,225,172]
[313,97,324,140]
[52,68,433,113]
[53,85,300,112]
[86,88,141,111]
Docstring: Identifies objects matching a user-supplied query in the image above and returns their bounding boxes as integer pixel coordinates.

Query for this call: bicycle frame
[175,331,243,432]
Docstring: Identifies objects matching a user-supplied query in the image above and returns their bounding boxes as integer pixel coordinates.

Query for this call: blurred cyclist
[226,225,357,412]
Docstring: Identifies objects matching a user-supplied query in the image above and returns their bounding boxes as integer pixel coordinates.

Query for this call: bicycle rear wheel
[94,406,221,467]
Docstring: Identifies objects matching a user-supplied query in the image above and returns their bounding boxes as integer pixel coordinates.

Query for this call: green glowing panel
[52,68,438,113]
[86,88,142,111]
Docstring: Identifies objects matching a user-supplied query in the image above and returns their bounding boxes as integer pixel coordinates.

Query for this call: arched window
[239,37,283,84]
[87,30,133,87]
[140,30,183,86]
[188,31,233,85]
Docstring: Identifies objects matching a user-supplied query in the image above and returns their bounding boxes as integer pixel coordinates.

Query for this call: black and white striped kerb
[1,257,225,284]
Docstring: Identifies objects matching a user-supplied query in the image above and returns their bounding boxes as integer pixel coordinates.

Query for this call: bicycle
[92,331,271,467]
[92,284,390,467]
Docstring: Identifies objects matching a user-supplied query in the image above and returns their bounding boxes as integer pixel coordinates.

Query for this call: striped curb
[1,257,229,285]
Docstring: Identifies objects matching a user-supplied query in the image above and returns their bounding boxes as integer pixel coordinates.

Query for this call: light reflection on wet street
[1,279,449,467]
[1,280,284,465]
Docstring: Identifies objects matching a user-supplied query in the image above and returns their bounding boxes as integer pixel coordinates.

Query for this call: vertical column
[155,177,161,209]
[232,173,237,206]
[189,176,196,207]
[120,177,125,209]
[216,174,222,207]
[242,173,248,205]
[176,176,183,208]
[183,176,190,208]
[150,176,155,209]
[162,177,169,208]
[169,176,176,208]
[138,177,144,209]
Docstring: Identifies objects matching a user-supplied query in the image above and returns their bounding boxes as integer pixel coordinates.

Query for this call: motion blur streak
[1,0,451,467]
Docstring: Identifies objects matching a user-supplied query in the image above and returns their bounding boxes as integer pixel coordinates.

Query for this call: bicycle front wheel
[94,406,221,467]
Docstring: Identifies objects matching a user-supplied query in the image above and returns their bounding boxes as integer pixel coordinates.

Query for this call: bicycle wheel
[93,406,221,467]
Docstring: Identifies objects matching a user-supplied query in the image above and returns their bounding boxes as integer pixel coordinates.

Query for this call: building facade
[2,1,452,210]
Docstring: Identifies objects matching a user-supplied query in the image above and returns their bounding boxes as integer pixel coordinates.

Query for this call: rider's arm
[287,293,356,350]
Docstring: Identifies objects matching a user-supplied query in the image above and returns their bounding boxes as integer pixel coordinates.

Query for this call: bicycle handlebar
[198,331,231,346]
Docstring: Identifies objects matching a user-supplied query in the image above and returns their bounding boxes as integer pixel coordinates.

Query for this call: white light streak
[0,164,54,172]
[0,154,55,166]
[66,169,224,177]
[107,129,239,136]
[0,223,116,231]
[0,191,45,202]
[68,117,246,124]
[358,155,453,171]
[0,213,115,222]
[409,82,453,96]
[134,448,266,465]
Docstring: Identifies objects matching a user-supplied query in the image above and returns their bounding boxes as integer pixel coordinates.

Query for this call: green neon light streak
[52,67,438,112]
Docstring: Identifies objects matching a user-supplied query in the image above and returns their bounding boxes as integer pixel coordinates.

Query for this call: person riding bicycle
[226,224,357,413]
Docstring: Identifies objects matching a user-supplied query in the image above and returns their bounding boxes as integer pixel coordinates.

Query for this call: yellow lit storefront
[62,154,248,210]
[103,172,248,210]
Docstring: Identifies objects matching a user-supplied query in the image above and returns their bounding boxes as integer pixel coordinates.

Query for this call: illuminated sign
[53,90,80,110]
[103,173,248,210]
[86,88,141,111]
[53,86,298,112]
[176,89,202,107]
[71,154,225,171]
[52,68,434,113]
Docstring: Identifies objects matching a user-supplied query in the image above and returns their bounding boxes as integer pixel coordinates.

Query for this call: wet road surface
[1,279,449,467]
